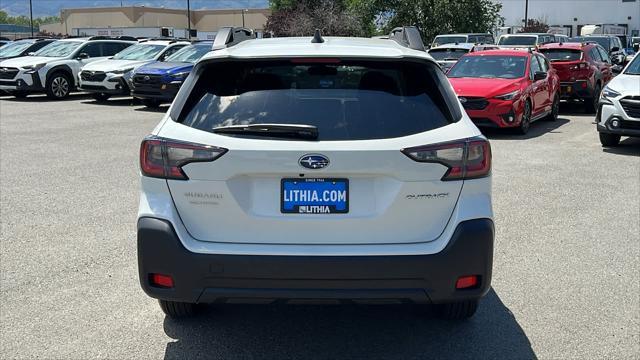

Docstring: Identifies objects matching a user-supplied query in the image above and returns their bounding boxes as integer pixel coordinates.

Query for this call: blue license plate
[281,178,349,214]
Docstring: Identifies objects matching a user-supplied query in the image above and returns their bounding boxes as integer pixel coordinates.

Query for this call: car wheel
[546,94,560,121]
[12,91,28,98]
[599,132,621,147]
[46,72,72,99]
[517,100,532,135]
[158,299,197,318]
[92,93,111,102]
[585,85,600,114]
[142,99,161,108]
[436,299,479,320]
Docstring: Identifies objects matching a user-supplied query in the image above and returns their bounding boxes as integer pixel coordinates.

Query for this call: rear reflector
[401,138,491,181]
[456,275,479,289]
[150,273,174,288]
[140,136,227,180]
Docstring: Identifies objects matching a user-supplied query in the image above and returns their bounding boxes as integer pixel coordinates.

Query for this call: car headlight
[494,90,520,101]
[170,72,189,80]
[111,67,134,75]
[601,86,621,99]
[22,63,46,73]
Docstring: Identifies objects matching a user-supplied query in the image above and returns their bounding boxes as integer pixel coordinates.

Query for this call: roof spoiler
[388,26,426,51]
[212,27,256,50]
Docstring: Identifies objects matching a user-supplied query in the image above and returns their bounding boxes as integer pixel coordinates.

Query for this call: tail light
[140,136,227,180]
[570,62,589,70]
[402,138,491,181]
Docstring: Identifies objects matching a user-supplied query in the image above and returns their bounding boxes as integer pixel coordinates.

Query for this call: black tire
[546,94,560,121]
[158,299,197,318]
[517,100,532,135]
[142,99,161,108]
[92,93,111,102]
[46,72,72,99]
[599,132,621,147]
[585,84,600,114]
[436,299,479,320]
[12,91,28,98]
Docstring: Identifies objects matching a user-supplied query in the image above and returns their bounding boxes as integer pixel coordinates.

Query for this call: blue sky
[1,0,270,17]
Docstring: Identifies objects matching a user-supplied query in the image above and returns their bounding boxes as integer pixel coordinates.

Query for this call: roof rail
[88,35,138,41]
[212,27,255,50]
[388,26,426,51]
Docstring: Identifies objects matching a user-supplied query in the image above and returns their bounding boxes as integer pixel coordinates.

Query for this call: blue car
[130,41,212,107]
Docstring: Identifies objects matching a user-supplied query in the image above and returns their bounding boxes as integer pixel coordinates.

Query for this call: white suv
[137,27,494,320]
[0,37,134,99]
[597,53,640,146]
[78,39,190,101]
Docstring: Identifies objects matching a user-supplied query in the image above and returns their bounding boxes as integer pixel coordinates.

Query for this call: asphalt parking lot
[0,94,638,359]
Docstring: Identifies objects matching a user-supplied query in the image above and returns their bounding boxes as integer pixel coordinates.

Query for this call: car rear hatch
[152,58,483,245]
[540,48,587,81]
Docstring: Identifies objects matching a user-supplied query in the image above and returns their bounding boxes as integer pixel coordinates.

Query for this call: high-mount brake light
[402,138,491,181]
[290,58,341,64]
[140,136,227,180]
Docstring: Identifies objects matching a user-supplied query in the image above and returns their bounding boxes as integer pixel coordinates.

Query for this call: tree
[348,0,503,43]
[519,19,549,33]
[0,10,61,28]
[266,0,366,37]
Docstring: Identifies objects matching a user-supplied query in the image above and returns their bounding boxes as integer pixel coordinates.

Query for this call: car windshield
[539,49,582,62]
[34,41,81,57]
[433,36,466,46]
[624,55,640,75]
[498,36,537,46]
[468,35,493,44]
[113,44,165,60]
[585,37,610,49]
[428,48,469,61]
[0,41,32,57]
[178,60,461,141]
[448,55,527,79]
[165,44,211,63]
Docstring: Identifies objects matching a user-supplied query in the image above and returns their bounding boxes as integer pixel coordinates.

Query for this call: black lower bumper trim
[137,218,495,305]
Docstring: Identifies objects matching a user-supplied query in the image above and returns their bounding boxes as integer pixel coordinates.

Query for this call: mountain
[1,0,270,18]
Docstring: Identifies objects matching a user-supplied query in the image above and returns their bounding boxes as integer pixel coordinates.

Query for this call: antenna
[311,29,324,44]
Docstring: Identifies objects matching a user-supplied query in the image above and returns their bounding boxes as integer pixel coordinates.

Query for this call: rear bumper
[559,80,592,99]
[137,217,494,305]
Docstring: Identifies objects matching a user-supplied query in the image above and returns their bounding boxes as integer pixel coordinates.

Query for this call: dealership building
[498,0,640,37]
[39,6,270,38]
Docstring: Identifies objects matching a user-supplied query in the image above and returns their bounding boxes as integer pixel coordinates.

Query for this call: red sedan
[447,50,560,134]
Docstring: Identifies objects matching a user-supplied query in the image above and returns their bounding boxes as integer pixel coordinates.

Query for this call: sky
[1,0,270,17]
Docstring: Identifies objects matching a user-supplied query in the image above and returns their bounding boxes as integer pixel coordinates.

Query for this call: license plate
[281,178,348,214]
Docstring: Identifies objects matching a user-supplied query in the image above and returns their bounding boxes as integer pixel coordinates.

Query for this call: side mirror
[610,46,620,53]
[612,65,623,75]
[76,53,89,60]
[533,71,547,81]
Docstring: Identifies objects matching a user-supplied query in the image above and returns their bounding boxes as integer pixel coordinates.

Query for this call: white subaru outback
[137,27,494,320]
[0,37,135,99]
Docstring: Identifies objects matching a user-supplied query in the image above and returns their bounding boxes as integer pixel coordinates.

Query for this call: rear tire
[92,93,111,102]
[46,72,72,100]
[546,94,560,121]
[436,300,479,320]
[599,132,621,147]
[142,99,161,108]
[158,300,197,318]
[585,84,600,114]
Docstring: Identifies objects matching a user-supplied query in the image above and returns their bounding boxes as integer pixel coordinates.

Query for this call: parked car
[448,49,560,134]
[427,43,499,72]
[137,27,494,320]
[129,41,213,107]
[539,42,614,112]
[0,40,9,48]
[569,35,626,65]
[497,33,556,48]
[0,37,135,99]
[596,53,640,146]
[431,33,495,48]
[0,38,56,61]
[78,39,190,101]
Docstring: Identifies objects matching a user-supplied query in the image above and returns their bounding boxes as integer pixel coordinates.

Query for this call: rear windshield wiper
[212,123,319,140]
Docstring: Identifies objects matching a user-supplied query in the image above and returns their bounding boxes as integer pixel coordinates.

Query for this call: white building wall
[498,0,640,36]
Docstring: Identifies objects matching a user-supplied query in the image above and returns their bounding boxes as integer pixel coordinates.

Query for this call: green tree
[266,0,366,37]
[0,10,60,28]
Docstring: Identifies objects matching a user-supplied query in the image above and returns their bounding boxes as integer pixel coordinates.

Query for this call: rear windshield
[468,35,494,44]
[539,49,582,62]
[428,48,469,61]
[499,36,537,46]
[448,55,527,79]
[178,60,461,141]
[433,36,466,47]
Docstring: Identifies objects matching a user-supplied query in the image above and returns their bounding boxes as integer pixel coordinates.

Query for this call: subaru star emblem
[143,75,150,81]
[299,154,329,170]
[458,97,467,103]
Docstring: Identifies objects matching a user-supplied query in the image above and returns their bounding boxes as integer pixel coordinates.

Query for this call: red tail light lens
[140,136,227,180]
[402,138,491,181]
[456,275,479,289]
[149,273,174,288]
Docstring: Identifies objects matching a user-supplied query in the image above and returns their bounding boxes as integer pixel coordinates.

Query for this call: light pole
[29,0,34,37]
[186,0,191,38]
[524,0,529,29]
[242,9,248,28]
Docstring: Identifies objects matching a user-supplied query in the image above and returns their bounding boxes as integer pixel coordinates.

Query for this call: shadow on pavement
[602,137,640,157]
[482,118,570,140]
[162,289,536,360]
[81,97,139,107]
[134,105,170,113]
[559,100,592,117]
[0,93,91,102]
